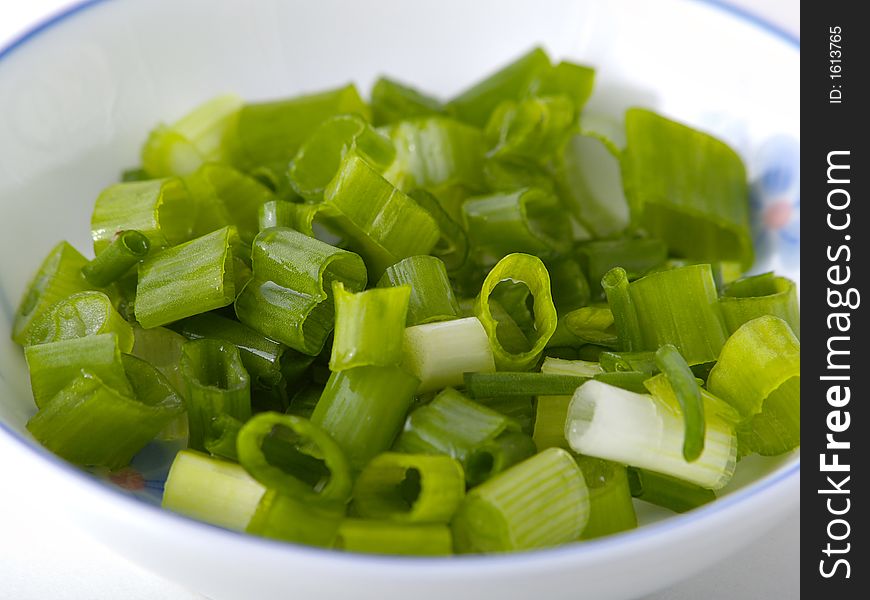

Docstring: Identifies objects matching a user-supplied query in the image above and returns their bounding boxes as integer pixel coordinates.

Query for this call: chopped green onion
[474,253,558,371]
[27,357,183,470]
[601,267,644,352]
[707,315,800,456]
[720,272,800,338]
[173,312,286,389]
[24,333,132,409]
[82,230,150,287]
[546,257,591,314]
[121,168,151,182]
[382,117,486,199]
[577,238,668,299]
[180,339,251,451]
[533,61,595,114]
[288,114,395,202]
[135,227,236,328]
[311,366,419,470]
[257,199,297,231]
[540,357,603,377]
[475,396,535,435]
[183,163,276,245]
[452,448,589,553]
[593,370,650,393]
[465,431,537,486]
[204,414,243,461]
[575,456,637,539]
[654,344,705,462]
[622,108,753,268]
[234,227,367,355]
[371,77,445,126]
[555,129,629,238]
[320,153,441,276]
[91,178,194,255]
[352,452,465,523]
[627,467,716,513]
[599,350,658,374]
[142,94,242,177]
[402,317,496,393]
[130,325,187,395]
[13,241,95,345]
[532,394,573,450]
[247,490,345,547]
[162,449,265,531]
[447,47,552,128]
[566,380,736,489]
[286,381,324,419]
[394,388,517,470]
[334,519,452,555]
[485,95,576,161]
[329,283,410,371]
[464,372,588,398]
[225,84,369,174]
[628,264,728,365]
[236,411,352,503]
[26,291,134,353]
[407,189,469,273]
[377,256,460,326]
[562,305,617,346]
[462,188,572,261]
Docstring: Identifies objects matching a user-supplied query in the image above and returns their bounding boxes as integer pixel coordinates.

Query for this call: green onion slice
[474,253,558,371]
[334,519,452,556]
[627,467,716,514]
[163,449,265,531]
[234,227,367,355]
[91,178,194,255]
[26,291,134,352]
[236,411,352,504]
[628,264,728,365]
[720,272,800,337]
[312,366,419,471]
[403,317,496,393]
[377,256,460,326]
[27,356,183,470]
[329,283,410,371]
[565,380,736,489]
[24,333,132,409]
[13,241,95,345]
[707,315,800,456]
[463,188,572,262]
[371,77,445,126]
[289,114,395,202]
[451,448,589,553]
[135,226,237,328]
[142,94,242,177]
[654,344,705,462]
[576,456,637,539]
[82,230,150,287]
[352,452,465,523]
[622,108,753,268]
[180,338,251,452]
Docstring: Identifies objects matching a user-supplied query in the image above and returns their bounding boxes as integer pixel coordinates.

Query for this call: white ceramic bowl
[0,1,799,599]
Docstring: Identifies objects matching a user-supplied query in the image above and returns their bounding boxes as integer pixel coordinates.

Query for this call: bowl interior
[0,0,799,570]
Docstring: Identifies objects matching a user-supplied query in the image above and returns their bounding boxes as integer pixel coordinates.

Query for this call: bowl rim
[0,0,800,571]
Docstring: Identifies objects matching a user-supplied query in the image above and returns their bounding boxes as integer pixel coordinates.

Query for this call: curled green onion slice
[236,412,352,504]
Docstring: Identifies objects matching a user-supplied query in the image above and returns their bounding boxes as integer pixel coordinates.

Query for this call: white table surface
[0,2,800,599]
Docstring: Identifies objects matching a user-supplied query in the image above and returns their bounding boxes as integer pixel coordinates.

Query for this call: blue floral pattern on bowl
[748,135,800,270]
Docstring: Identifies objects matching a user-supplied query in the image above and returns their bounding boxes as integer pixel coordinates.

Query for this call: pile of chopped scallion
[12,47,800,555]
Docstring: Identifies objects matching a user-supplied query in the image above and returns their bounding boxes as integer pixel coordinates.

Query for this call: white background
[0,2,799,599]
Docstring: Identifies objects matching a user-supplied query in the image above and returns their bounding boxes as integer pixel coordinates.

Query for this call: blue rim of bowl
[0,0,800,570]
